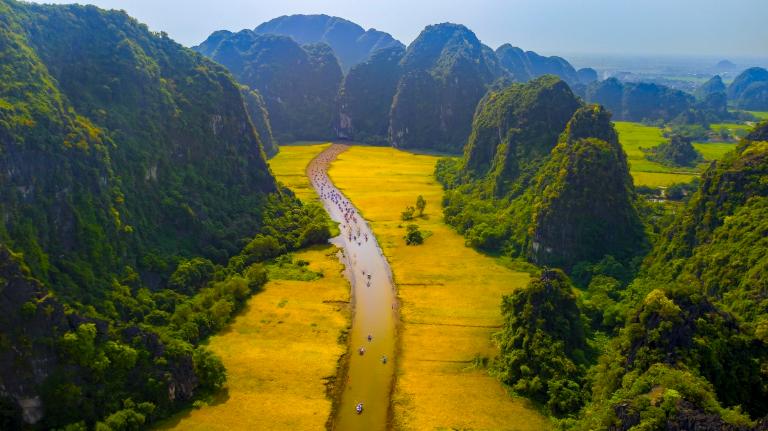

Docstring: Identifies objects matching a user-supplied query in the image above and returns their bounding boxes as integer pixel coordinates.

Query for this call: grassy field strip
[155,245,349,430]
[614,121,738,187]
[326,146,550,430]
[269,143,331,203]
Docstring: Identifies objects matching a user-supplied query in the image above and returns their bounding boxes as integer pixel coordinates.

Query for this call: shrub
[404,224,424,245]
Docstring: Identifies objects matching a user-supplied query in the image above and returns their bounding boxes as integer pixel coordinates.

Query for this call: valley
[326,145,550,430]
[1,1,767,430]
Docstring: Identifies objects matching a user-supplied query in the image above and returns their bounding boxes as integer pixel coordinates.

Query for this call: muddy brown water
[308,144,397,431]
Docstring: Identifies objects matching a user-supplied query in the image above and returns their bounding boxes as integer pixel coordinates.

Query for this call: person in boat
[359,346,365,355]
[356,402,363,414]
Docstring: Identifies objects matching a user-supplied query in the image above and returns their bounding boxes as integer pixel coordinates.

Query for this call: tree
[404,224,424,245]
[416,195,426,216]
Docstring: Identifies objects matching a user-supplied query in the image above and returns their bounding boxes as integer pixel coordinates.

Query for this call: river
[307,144,397,431]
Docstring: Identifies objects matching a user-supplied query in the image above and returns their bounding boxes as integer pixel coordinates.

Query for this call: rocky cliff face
[389,23,507,152]
[336,45,405,144]
[440,80,647,270]
[194,30,343,141]
[529,105,646,269]
[241,86,278,156]
[0,245,199,427]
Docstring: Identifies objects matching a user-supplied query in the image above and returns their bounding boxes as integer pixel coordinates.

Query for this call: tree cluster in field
[401,196,427,245]
[642,133,703,167]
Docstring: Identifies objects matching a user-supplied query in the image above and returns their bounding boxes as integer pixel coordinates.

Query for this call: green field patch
[615,121,741,187]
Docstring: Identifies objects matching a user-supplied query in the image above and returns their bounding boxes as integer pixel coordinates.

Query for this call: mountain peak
[253,14,403,71]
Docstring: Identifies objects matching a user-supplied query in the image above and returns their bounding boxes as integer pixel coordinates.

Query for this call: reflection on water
[308,144,397,431]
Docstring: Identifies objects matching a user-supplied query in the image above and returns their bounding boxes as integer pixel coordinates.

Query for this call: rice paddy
[154,244,350,431]
[326,146,550,430]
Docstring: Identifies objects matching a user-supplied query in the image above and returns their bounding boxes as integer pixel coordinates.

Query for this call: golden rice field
[269,142,331,203]
[326,146,550,430]
[154,245,350,431]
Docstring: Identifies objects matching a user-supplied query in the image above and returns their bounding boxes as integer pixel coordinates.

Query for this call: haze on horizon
[27,0,768,60]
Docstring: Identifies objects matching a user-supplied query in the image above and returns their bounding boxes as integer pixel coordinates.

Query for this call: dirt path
[308,144,398,431]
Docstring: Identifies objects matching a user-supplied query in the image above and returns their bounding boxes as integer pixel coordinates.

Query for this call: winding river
[307,144,398,431]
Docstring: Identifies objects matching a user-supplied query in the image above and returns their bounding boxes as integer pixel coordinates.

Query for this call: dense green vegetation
[529,105,647,270]
[240,86,278,156]
[494,269,589,416]
[486,121,768,429]
[439,78,645,274]
[199,18,586,153]
[2,2,767,429]
[642,133,703,167]
[0,1,332,428]
[193,30,343,142]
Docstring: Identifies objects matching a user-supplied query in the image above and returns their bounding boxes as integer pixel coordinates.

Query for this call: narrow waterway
[307,144,397,431]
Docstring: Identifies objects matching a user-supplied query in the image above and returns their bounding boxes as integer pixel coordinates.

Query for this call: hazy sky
[28,0,768,58]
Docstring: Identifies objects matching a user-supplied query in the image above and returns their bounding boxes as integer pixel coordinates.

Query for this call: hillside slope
[0,1,329,427]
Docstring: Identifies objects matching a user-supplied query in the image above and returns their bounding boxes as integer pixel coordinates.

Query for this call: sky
[27,0,768,59]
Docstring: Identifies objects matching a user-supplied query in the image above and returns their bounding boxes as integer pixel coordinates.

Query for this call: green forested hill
[728,67,768,110]
[529,105,646,270]
[484,120,768,428]
[199,18,588,152]
[1,0,276,300]
[571,124,768,429]
[495,44,580,84]
[389,23,507,153]
[336,45,405,144]
[439,78,647,275]
[582,77,742,126]
[193,30,343,142]
[0,1,329,428]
